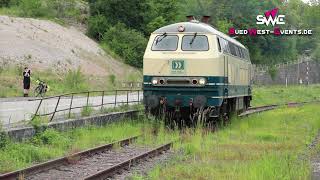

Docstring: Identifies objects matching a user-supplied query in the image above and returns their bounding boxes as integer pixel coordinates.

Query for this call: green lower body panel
[143,75,251,108]
[143,86,251,108]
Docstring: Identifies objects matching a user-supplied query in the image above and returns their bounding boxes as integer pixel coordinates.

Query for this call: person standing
[23,67,31,97]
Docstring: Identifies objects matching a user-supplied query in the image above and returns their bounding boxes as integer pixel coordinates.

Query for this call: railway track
[0,136,172,180]
[1,101,317,179]
[239,101,319,117]
[239,105,278,117]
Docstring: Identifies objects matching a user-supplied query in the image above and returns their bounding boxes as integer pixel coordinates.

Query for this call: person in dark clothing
[23,67,31,97]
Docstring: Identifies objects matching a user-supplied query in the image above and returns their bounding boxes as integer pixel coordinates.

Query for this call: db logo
[256,8,285,26]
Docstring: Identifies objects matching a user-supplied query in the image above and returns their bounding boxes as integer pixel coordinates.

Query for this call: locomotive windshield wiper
[189,32,198,45]
[156,32,167,45]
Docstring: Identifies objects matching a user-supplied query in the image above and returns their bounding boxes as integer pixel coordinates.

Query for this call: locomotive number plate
[171,60,185,74]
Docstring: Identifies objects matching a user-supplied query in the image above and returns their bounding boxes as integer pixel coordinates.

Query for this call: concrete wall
[5,110,139,141]
[253,60,320,85]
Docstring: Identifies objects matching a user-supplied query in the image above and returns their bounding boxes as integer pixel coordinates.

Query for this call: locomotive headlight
[152,78,158,85]
[199,78,206,85]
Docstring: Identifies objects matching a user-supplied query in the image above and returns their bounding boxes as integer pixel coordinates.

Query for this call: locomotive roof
[153,21,246,49]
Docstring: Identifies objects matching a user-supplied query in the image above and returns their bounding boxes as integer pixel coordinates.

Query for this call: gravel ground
[26,145,151,180]
[113,150,175,180]
[312,156,320,180]
[311,132,320,180]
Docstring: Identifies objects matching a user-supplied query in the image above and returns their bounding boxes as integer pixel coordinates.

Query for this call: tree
[103,23,147,68]
[87,15,110,40]
[0,0,11,7]
[146,16,166,35]
[89,0,149,31]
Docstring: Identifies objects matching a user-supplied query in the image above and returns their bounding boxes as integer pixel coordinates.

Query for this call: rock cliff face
[0,15,137,77]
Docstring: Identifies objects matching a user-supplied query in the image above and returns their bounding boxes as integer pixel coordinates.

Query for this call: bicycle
[34,80,48,97]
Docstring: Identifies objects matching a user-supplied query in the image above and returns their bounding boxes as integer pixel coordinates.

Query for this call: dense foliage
[87,0,319,67]
[87,0,179,68]
[102,23,147,68]
[0,0,319,67]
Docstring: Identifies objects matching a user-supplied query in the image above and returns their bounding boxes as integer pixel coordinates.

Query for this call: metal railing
[252,56,314,72]
[29,89,142,122]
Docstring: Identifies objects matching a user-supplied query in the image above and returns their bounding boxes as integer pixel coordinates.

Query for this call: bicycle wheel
[34,86,42,97]
[39,88,45,97]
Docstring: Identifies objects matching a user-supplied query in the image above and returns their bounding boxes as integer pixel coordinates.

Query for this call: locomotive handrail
[31,89,142,122]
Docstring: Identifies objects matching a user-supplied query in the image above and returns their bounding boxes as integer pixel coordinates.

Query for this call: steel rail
[239,100,320,117]
[84,142,173,180]
[0,136,139,180]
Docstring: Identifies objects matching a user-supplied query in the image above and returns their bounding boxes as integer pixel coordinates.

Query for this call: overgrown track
[84,143,172,180]
[0,136,138,179]
[239,101,319,117]
[239,105,278,117]
[0,136,172,180]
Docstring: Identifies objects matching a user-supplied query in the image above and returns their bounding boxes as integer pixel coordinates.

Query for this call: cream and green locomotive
[143,16,252,125]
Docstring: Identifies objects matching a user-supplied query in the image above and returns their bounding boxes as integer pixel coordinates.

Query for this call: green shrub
[29,116,48,134]
[1,0,81,20]
[0,132,8,149]
[32,129,69,147]
[268,66,278,81]
[88,0,148,32]
[47,0,80,18]
[81,105,93,117]
[0,0,11,7]
[18,0,47,17]
[64,68,88,92]
[108,74,116,86]
[146,16,166,34]
[87,15,110,41]
[103,23,147,68]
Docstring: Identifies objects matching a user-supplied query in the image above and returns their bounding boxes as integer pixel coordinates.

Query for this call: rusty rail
[84,142,173,180]
[239,100,320,117]
[0,136,139,180]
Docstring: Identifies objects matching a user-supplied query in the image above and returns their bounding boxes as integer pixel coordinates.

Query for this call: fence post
[68,94,74,118]
[33,98,43,120]
[114,90,117,107]
[101,91,105,111]
[50,96,61,122]
[126,90,129,105]
[86,92,90,107]
[137,90,140,104]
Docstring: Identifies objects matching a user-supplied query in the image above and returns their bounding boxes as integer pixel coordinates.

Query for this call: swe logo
[256,8,285,26]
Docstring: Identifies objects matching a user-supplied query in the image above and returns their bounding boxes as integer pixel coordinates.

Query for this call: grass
[0,120,142,173]
[101,104,144,114]
[81,105,93,117]
[137,104,320,179]
[0,85,319,178]
[0,104,319,178]
[252,85,320,106]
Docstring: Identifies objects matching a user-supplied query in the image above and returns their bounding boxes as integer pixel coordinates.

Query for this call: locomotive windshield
[151,35,178,51]
[182,35,209,51]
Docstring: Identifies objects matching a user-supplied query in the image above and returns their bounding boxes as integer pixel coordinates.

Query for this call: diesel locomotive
[143,16,252,125]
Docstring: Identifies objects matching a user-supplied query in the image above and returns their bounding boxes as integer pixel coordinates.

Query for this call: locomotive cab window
[218,37,230,53]
[182,35,209,51]
[151,35,179,51]
[217,38,221,52]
